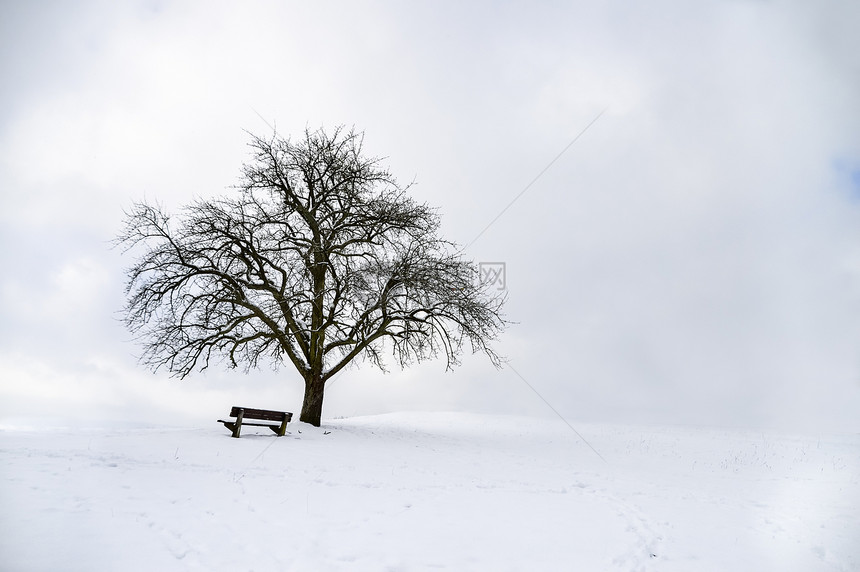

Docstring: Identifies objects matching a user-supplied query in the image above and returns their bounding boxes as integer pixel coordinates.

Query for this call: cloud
[1,0,859,431]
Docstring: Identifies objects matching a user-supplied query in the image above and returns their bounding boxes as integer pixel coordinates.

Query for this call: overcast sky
[2,0,860,431]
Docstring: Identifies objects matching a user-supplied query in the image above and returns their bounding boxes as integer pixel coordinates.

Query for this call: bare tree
[117,127,506,426]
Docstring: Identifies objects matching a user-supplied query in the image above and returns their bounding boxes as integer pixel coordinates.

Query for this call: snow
[1,412,858,571]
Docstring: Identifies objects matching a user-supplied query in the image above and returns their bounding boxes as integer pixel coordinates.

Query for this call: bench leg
[219,421,241,437]
[266,419,288,435]
[231,409,244,438]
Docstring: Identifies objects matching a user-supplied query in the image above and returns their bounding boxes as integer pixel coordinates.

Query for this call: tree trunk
[299,374,325,426]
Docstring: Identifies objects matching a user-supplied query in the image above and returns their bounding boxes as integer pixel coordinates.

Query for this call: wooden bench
[217,407,293,438]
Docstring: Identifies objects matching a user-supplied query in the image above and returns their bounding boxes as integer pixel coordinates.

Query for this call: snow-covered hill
[1,412,857,571]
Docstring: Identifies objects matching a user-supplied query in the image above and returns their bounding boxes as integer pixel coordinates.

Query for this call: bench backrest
[230,407,291,422]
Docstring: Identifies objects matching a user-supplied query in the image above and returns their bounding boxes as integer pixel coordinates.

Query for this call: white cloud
[1,0,859,431]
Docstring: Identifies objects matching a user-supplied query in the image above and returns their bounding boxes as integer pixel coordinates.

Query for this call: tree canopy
[118,127,506,425]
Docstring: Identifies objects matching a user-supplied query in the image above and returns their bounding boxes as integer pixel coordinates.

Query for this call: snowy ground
[1,412,858,571]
